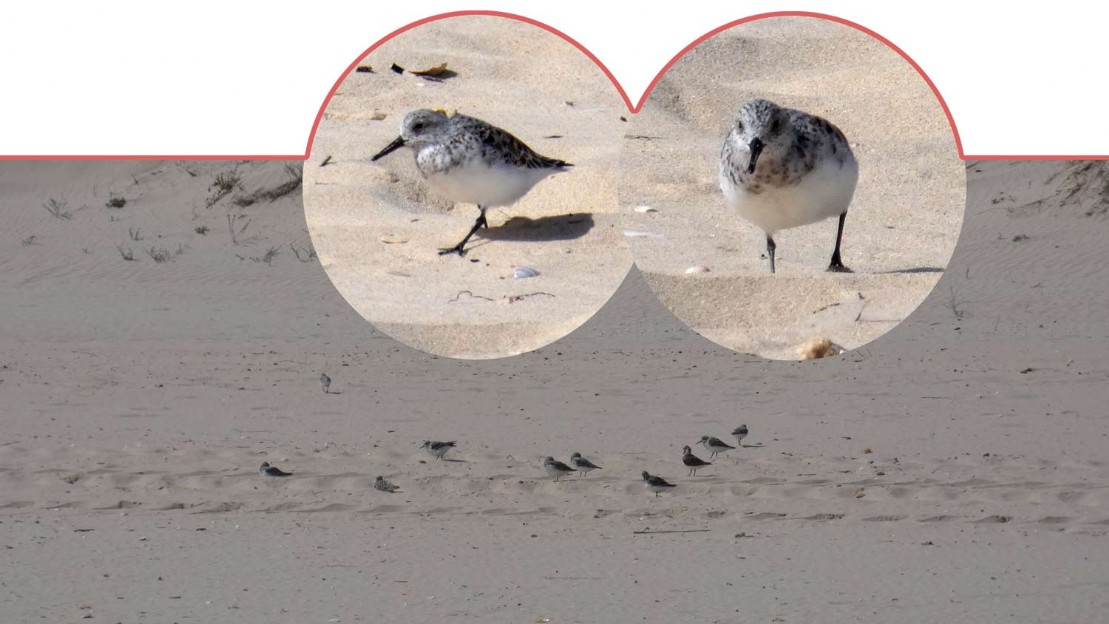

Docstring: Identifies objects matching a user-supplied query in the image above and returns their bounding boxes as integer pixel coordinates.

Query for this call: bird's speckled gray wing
[451,114,572,170]
[786,108,853,173]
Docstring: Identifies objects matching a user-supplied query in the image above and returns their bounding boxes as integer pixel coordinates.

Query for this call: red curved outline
[643,11,959,148]
[0,10,1091,160]
[305,10,626,160]
[304,10,978,160]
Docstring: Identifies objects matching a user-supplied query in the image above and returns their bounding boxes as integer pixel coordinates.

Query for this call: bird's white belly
[425,159,555,208]
[721,159,858,235]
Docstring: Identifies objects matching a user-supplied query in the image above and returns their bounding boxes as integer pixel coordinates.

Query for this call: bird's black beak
[372,136,406,161]
[746,137,765,174]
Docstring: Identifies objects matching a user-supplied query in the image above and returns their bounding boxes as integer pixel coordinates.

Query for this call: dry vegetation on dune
[974,160,1109,217]
[14,160,314,270]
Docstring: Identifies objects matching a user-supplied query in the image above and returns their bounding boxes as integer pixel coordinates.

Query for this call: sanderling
[259,461,292,477]
[642,471,677,497]
[697,435,736,459]
[719,98,858,273]
[374,476,401,493]
[569,452,602,479]
[372,109,572,256]
[543,456,577,482]
[420,440,456,461]
[682,445,712,476]
[320,372,331,394]
[732,424,749,447]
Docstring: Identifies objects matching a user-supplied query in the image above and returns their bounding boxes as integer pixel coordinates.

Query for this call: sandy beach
[1,157,1108,622]
[621,16,965,359]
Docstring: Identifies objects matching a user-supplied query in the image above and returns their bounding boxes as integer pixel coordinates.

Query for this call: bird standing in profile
[372,109,572,256]
[320,373,331,394]
[259,461,292,477]
[697,435,736,459]
[543,456,577,482]
[569,452,602,479]
[642,471,677,497]
[420,440,456,461]
[682,445,712,476]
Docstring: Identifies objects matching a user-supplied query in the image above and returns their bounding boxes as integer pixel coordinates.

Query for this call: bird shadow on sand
[478,212,595,243]
[874,266,945,275]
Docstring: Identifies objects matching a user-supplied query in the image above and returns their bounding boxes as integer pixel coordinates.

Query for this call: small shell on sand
[380,235,408,244]
[623,230,661,239]
[513,266,539,279]
[685,266,710,274]
[634,205,657,213]
[797,337,846,360]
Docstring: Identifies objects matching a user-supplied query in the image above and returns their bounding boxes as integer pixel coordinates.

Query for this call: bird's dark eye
[771,118,782,133]
[412,122,424,131]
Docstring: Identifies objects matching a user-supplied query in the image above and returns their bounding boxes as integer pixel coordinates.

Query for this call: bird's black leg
[439,206,488,256]
[827,211,853,273]
[766,234,777,274]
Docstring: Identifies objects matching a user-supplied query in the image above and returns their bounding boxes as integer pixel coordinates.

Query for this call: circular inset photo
[620,15,966,360]
[305,15,631,359]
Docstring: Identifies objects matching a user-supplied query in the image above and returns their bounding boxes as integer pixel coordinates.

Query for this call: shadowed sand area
[304,15,631,359]
[621,16,965,359]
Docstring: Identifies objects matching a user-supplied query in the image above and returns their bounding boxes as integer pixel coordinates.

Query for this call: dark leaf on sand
[411,62,449,76]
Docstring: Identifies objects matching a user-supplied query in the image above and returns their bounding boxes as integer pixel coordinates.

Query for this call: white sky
[0,2,1100,157]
